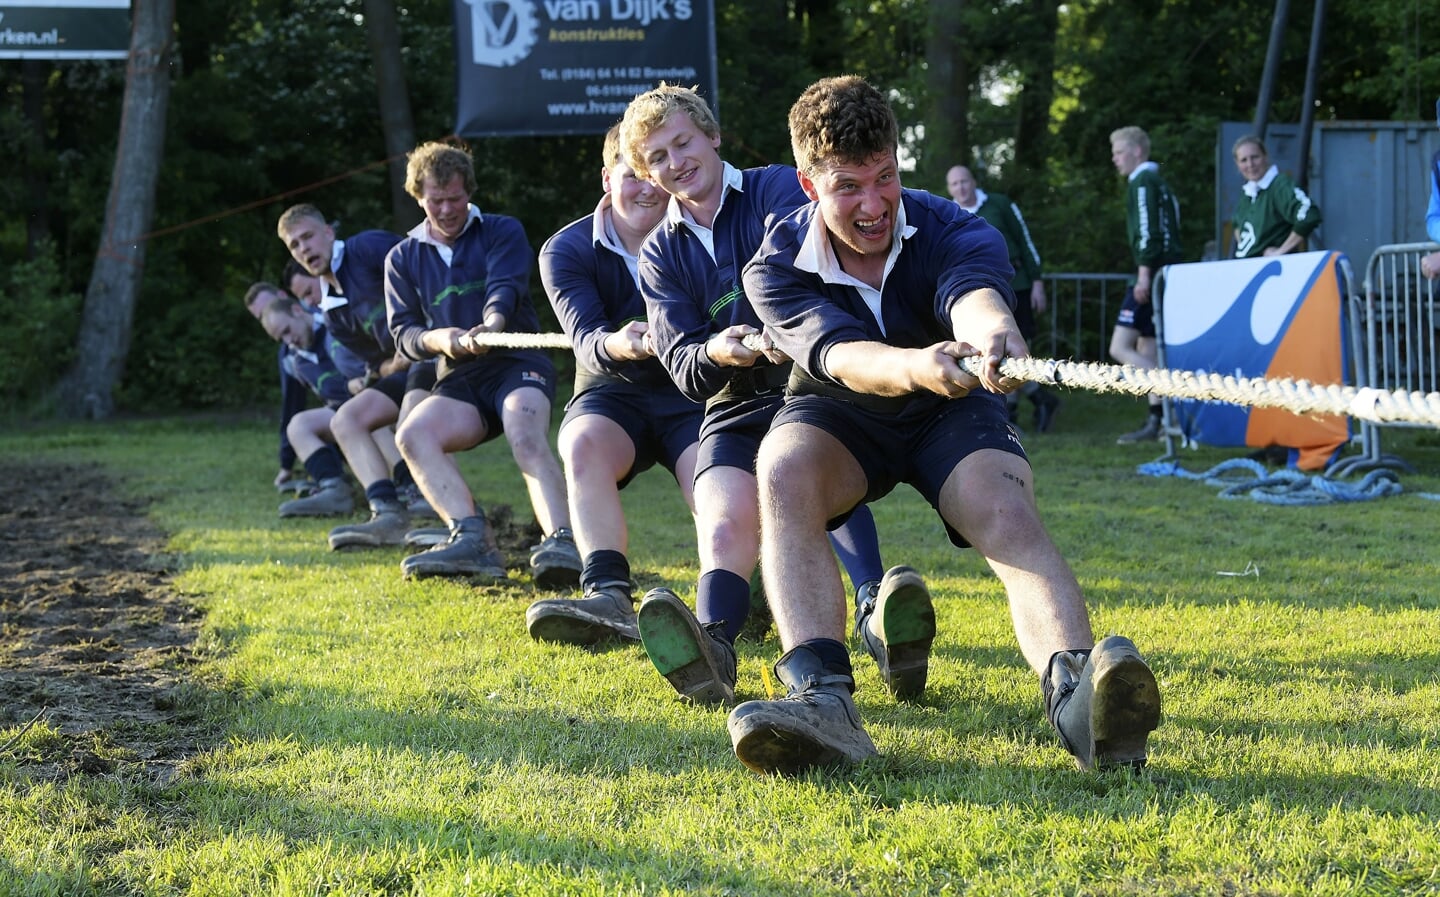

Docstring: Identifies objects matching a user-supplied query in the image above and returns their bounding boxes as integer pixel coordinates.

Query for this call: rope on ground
[1137,457,1405,505]
[461,331,1440,428]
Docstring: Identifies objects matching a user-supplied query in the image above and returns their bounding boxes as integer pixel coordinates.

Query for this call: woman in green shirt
[1231,135,1321,258]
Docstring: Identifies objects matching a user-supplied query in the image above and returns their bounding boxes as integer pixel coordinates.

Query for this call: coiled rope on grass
[1136,458,1407,506]
[463,331,1440,429]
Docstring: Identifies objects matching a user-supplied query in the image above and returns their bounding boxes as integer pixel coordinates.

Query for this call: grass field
[2,390,1439,896]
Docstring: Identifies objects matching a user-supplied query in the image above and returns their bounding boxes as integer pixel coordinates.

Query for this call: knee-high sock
[696,569,750,644]
[828,503,883,594]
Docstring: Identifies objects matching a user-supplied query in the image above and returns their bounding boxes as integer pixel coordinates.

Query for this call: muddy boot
[278,477,354,518]
[726,644,877,775]
[525,582,639,645]
[637,587,738,706]
[327,500,409,550]
[400,515,507,582]
[855,566,936,701]
[529,527,583,590]
[1043,635,1162,770]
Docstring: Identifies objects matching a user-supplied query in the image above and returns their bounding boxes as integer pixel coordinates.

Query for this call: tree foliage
[0,0,1429,415]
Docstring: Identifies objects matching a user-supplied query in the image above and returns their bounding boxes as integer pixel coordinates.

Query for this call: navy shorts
[562,380,702,488]
[694,394,784,479]
[406,359,437,393]
[366,359,438,406]
[367,369,409,406]
[1115,286,1155,338]
[432,350,557,439]
[772,391,1027,547]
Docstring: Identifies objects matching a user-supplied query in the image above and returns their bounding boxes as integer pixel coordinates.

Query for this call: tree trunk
[362,0,420,231]
[52,0,174,419]
[796,0,843,75]
[921,0,968,191]
[1012,0,1059,197]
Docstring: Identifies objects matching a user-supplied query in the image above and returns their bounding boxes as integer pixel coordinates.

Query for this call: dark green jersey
[971,192,1042,291]
[1125,163,1183,268]
[1232,169,1321,258]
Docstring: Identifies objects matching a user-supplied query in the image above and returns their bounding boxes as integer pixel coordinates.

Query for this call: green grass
[3,394,1440,896]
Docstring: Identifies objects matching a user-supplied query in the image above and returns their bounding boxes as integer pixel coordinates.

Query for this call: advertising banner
[0,1,129,60]
[1160,251,1351,470]
[453,0,717,137]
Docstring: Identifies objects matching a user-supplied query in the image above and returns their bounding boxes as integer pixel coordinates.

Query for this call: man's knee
[288,408,331,441]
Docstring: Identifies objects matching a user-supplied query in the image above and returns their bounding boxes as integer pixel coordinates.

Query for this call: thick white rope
[460,331,1440,427]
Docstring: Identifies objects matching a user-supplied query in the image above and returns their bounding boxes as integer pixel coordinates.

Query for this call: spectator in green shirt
[1108,126,1183,445]
[946,164,1060,432]
[1230,135,1321,259]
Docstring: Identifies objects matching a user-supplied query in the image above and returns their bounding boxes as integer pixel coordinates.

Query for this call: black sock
[364,479,399,506]
[581,549,630,593]
[301,445,345,482]
[800,637,853,677]
[393,461,414,488]
[698,570,751,644]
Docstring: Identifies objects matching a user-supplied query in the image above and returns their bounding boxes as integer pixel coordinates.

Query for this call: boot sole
[871,569,936,700]
[279,506,354,518]
[637,593,733,706]
[404,528,450,550]
[525,606,639,646]
[727,704,878,775]
[329,529,408,550]
[1088,652,1161,769]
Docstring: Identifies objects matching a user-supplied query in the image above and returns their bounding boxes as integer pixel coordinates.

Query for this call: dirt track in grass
[0,461,202,781]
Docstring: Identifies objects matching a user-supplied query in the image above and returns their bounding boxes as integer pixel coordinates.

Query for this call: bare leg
[756,422,867,649]
[500,386,568,535]
[286,407,336,459]
[693,464,761,581]
[395,394,485,525]
[937,448,1093,673]
[329,390,400,488]
[558,414,636,556]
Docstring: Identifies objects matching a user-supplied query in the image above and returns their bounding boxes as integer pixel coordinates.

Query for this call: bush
[0,242,82,411]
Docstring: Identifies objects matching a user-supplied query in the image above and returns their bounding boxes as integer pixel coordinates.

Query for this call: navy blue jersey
[279,321,354,409]
[540,208,670,388]
[639,164,808,403]
[323,230,403,373]
[744,188,1014,406]
[385,208,539,370]
[276,344,310,470]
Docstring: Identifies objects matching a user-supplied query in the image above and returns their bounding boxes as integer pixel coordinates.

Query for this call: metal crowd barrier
[1342,242,1440,473]
[1036,272,1131,361]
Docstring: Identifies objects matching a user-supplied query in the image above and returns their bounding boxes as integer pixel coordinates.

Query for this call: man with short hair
[616,84,885,706]
[387,141,580,586]
[257,293,364,518]
[524,124,703,646]
[1108,125,1183,444]
[276,204,436,547]
[244,280,317,492]
[946,164,1059,432]
[729,75,1161,775]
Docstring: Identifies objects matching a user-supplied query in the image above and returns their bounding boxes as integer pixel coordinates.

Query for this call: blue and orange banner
[1160,251,1351,470]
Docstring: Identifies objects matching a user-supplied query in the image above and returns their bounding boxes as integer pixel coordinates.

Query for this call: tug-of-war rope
[466,331,1440,502]
[465,330,1440,430]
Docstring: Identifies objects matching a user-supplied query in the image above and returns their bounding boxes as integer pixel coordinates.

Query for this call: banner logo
[464,0,539,67]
